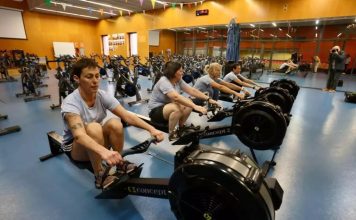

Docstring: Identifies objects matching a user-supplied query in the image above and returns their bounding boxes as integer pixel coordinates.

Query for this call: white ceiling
[26,0,208,20]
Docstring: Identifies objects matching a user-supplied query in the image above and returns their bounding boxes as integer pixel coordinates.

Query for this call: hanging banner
[88,7,92,14]
[151,0,156,9]
[44,0,51,6]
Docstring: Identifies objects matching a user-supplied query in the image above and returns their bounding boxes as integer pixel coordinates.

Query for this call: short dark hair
[71,58,98,78]
[163,61,182,79]
[231,63,241,70]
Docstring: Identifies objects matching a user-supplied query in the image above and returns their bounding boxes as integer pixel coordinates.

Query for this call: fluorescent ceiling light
[250,24,255,27]
[315,26,318,30]
[34,7,99,19]
[156,1,169,5]
[272,22,277,27]
[79,0,132,12]
[315,20,319,24]
[315,33,318,38]
[337,33,342,37]
[286,33,291,38]
[52,1,117,16]
[278,28,282,31]
[260,29,264,32]
[198,27,206,30]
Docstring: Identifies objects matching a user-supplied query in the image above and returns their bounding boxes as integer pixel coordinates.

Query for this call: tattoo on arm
[70,123,84,130]
[65,113,84,131]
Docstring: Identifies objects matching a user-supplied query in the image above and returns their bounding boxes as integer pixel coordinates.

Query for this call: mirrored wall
[149,17,356,90]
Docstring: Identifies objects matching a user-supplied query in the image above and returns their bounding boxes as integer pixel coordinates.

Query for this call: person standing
[344,54,351,74]
[312,55,321,73]
[323,46,346,92]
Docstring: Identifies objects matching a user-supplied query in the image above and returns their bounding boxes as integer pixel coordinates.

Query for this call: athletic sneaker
[169,129,180,142]
[95,171,118,189]
[116,160,137,174]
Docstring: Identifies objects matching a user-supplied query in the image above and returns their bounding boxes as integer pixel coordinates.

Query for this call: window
[129,33,138,56]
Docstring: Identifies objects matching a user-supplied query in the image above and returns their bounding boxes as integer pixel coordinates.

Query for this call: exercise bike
[39,131,283,220]
[50,67,76,110]
[15,66,51,102]
[0,61,17,83]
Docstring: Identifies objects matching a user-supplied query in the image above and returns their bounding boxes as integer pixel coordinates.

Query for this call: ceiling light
[315,20,319,24]
[155,1,168,5]
[272,22,277,27]
[260,29,264,32]
[34,7,99,19]
[198,27,206,30]
[78,0,132,12]
[286,33,291,38]
[315,26,318,30]
[52,1,117,16]
[315,33,318,38]
[337,33,342,37]
[278,28,282,31]
[250,24,255,27]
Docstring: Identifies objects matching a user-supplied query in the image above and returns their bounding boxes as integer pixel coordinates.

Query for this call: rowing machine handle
[101,137,156,168]
[121,137,157,157]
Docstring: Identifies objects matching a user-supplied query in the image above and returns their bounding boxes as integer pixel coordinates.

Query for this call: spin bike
[111,58,148,106]
[50,66,76,109]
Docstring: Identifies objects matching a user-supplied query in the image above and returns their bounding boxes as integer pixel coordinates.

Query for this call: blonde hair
[204,62,222,78]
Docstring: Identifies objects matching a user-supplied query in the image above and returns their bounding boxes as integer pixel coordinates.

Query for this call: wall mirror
[149,16,356,91]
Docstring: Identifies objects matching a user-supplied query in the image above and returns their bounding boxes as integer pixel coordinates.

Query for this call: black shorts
[63,139,75,160]
[149,105,168,124]
[63,139,87,164]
